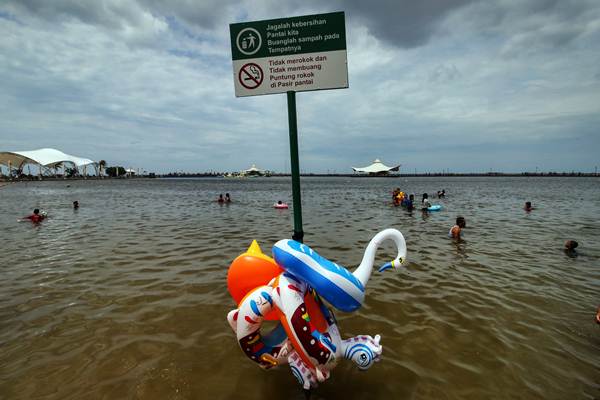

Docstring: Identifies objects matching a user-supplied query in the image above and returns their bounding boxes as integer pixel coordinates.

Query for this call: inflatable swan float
[226,228,407,390]
[272,228,407,312]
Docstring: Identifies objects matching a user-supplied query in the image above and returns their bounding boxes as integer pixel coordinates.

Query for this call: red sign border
[238,63,264,90]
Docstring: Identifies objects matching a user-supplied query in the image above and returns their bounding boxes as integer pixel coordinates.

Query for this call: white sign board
[230,12,348,97]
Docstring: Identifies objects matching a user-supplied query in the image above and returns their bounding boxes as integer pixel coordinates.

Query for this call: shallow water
[1,177,599,399]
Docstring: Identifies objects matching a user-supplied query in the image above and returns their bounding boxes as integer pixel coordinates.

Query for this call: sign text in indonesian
[230,12,348,97]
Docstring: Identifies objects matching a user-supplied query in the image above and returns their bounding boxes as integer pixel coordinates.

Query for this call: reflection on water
[1,177,600,399]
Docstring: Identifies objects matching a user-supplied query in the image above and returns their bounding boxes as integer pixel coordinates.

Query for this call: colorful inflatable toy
[274,202,289,209]
[226,229,407,389]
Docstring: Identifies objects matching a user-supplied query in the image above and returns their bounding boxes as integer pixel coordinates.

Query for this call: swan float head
[272,228,407,312]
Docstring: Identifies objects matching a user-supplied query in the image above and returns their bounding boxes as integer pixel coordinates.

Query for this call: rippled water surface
[1,177,599,399]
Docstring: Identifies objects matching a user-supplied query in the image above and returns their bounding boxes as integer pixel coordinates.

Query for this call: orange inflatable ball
[227,240,283,320]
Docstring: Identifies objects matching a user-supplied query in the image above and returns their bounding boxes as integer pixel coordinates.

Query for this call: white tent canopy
[241,164,265,176]
[352,159,401,174]
[0,148,96,169]
[243,164,263,173]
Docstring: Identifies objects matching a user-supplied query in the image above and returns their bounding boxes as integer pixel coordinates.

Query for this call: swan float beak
[377,257,405,273]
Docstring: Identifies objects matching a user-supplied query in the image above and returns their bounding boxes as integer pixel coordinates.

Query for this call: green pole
[287,91,304,243]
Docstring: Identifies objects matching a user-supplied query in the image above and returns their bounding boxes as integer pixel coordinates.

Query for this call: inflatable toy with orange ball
[226,240,283,320]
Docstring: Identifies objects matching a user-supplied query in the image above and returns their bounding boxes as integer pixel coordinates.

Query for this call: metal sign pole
[287,91,304,243]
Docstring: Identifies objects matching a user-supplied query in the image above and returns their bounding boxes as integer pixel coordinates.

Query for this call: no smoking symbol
[239,63,263,90]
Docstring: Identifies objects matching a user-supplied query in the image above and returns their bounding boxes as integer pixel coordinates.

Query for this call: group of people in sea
[217,193,232,203]
[392,190,582,248]
[216,193,288,209]
[393,188,467,239]
[20,201,79,223]
[391,187,597,323]
[21,189,594,324]
[392,188,413,210]
[392,188,445,212]
[522,201,578,255]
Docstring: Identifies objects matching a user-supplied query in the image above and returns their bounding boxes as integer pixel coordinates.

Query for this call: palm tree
[99,160,106,178]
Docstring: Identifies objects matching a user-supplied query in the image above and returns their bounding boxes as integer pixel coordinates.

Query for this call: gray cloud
[4,0,599,52]
[341,0,475,47]
[3,0,476,48]
[444,0,600,57]
[1,0,599,173]
[7,0,148,30]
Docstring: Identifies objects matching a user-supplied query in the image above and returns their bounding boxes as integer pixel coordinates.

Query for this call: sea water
[1,177,599,399]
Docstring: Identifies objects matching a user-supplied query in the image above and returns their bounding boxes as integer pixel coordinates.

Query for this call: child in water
[392,188,401,206]
[449,216,466,239]
[564,240,578,255]
[405,194,415,211]
[421,193,431,211]
[524,201,534,212]
[217,194,224,203]
[225,193,231,203]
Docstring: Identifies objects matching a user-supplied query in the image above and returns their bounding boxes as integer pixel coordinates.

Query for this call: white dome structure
[351,159,401,175]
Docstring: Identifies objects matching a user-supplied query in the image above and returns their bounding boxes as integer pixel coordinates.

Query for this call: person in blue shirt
[405,194,414,211]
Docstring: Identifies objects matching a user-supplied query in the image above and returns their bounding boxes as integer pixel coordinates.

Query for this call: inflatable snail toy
[226,228,407,390]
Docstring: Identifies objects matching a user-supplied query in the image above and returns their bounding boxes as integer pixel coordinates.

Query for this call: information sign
[230,12,348,97]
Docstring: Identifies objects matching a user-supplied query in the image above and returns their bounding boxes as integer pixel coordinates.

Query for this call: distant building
[351,159,401,176]
[242,164,265,177]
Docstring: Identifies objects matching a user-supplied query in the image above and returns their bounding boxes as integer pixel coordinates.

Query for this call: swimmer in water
[564,240,578,251]
[225,193,231,203]
[449,216,466,239]
[73,200,79,209]
[217,194,224,203]
[524,201,534,212]
[22,208,45,223]
[564,240,578,255]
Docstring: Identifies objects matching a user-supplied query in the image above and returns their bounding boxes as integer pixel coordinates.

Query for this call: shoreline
[163,172,600,178]
[2,173,600,182]
[1,172,599,182]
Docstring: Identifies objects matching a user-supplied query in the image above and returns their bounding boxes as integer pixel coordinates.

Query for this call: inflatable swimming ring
[272,272,340,382]
[227,285,291,369]
[427,205,442,211]
[272,228,407,312]
[274,203,289,209]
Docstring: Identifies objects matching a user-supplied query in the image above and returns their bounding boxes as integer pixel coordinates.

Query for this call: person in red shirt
[24,209,45,223]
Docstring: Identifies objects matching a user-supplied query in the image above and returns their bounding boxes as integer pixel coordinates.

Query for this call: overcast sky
[1,0,599,173]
